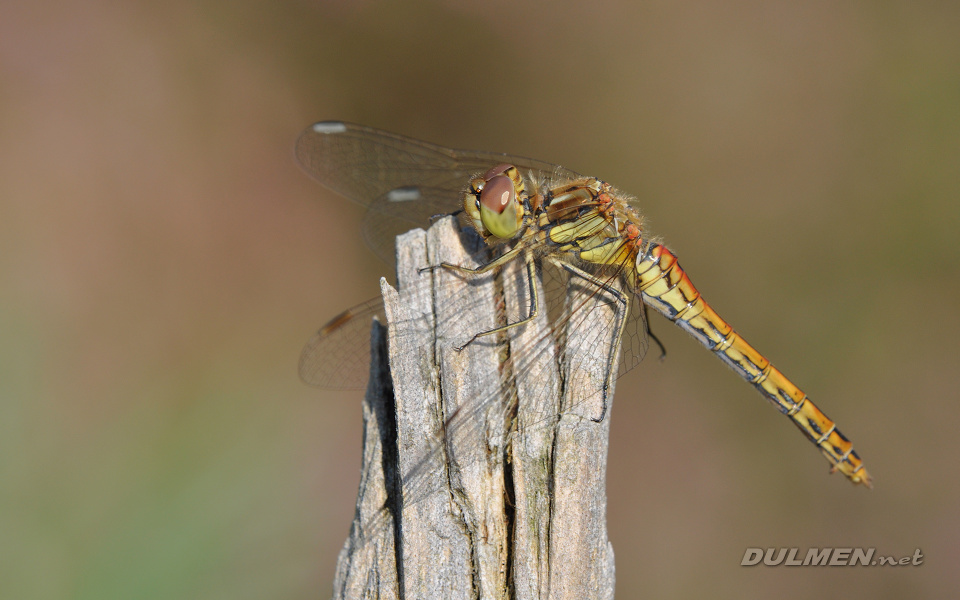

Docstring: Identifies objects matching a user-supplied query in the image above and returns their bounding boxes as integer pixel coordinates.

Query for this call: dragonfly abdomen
[634,243,871,487]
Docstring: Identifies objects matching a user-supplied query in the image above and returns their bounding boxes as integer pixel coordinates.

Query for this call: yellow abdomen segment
[635,243,871,487]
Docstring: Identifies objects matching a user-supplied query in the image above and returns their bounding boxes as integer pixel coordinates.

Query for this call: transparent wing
[359,186,475,267]
[299,296,386,388]
[428,244,651,462]
[300,233,651,393]
[296,121,583,266]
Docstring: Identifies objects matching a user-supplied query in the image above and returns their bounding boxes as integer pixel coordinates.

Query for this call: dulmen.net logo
[741,547,924,567]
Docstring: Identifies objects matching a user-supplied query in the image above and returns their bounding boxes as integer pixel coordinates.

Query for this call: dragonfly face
[296,120,871,488]
[464,163,527,242]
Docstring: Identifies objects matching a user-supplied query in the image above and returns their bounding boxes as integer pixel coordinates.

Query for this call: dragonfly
[296,120,871,488]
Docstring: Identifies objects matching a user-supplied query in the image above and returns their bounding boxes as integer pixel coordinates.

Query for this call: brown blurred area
[2,1,958,598]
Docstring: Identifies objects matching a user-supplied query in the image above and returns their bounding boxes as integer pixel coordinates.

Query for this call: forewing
[296,121,583,267]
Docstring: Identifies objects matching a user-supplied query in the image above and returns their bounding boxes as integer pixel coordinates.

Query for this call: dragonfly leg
[452,256,539,351]
[419,243,525,276]
[555,261,629,423]
[644,303,667,361]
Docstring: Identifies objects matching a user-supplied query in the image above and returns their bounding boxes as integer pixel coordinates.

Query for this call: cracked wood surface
[332,218,618,600]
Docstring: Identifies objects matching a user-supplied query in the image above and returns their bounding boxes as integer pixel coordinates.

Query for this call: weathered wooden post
[332,218,619,600]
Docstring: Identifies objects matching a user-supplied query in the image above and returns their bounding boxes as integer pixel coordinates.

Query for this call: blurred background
[2,1,958,598]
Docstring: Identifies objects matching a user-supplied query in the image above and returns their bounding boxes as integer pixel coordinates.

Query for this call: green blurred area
[1,1,958,598]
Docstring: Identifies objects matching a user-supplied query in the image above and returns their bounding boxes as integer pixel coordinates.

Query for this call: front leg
[423,245,539,352]
[450,256,540,351]
[419,243,525,277]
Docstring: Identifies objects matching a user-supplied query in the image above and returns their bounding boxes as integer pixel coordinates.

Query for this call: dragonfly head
[464,164,525,241]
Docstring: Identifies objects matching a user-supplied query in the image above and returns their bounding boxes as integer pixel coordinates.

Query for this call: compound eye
[477,173,521,239]
[483,163,513,181]
[479,175,515,214]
